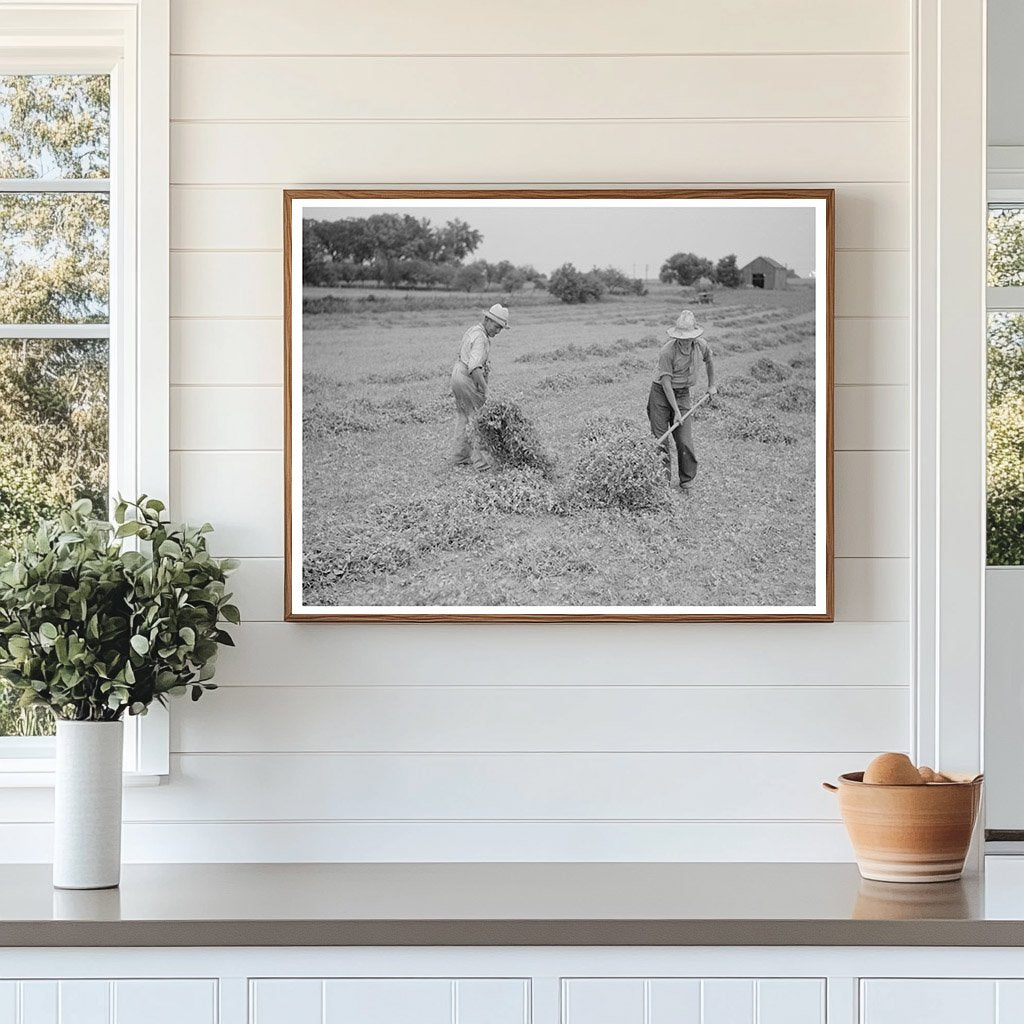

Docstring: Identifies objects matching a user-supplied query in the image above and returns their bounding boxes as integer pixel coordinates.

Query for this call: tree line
[303,215,545,292]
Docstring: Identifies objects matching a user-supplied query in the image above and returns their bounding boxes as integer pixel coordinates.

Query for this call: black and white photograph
[285,190,833,621]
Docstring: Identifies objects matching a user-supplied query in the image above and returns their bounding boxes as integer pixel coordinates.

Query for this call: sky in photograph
[306,203,818,277]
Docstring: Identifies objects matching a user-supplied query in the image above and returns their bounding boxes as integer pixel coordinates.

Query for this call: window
[0,74,111,738]
[987,206,1024,565]
[0,2,169,778]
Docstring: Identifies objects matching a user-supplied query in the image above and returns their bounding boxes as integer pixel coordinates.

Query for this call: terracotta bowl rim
[837,771,984,789]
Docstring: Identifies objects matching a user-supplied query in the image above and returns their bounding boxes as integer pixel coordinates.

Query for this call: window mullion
[0,178,109,193]
[0,324,110,339]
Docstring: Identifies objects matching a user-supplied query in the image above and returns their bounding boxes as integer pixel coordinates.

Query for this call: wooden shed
[740,255,789,290]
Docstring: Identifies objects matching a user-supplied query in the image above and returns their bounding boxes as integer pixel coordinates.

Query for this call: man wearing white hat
[647,309,717,490]
[450,303,510,469]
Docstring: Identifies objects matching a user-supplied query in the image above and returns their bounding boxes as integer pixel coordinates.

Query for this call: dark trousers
[647,382,698,484]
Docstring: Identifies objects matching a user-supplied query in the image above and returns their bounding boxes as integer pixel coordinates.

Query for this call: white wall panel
[171,183,909,252]
[170,121,909,186]
[123,751,858,821]
[228,557,908,624]
[211,622,909,687]
[171,452,283,557]
[0,983,13,1024]
[833,558,909,622]
[0,0,912,863]
[1,818,854,862]
[172,55,908,122]
[170,0,910,55]
[171,684,908,753]
[834,251,910,319]
[170,319,282,386]
[834,319,909,386]
[834,452,910,558]
[834,386,910,451]
[171,386,281,451]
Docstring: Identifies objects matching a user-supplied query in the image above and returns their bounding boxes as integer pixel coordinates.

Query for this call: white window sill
[0,765,165,787]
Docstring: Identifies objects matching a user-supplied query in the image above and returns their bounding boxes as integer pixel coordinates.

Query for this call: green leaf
[130,634,150,656]
[220,604,240,625]
[178,626,196,646]
[220,558,241,572]
[39,622,58,641]
[158,539,183,559]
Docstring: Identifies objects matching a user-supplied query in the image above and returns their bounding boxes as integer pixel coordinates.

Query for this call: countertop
[5,861,1024,947]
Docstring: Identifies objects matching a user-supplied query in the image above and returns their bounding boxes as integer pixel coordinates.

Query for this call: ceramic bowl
[823,771,983,883]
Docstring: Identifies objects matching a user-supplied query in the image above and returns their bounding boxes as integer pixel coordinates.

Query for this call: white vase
[53,720,124,889]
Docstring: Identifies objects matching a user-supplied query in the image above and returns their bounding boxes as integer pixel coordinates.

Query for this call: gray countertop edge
[3,919,1024,948]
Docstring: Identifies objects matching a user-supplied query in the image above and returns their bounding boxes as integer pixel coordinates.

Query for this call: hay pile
[749,357,792,384]
[474,398,555,477]
[569,419,668,512]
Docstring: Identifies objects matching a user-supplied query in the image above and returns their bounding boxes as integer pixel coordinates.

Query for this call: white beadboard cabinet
[4,949,1024,1024]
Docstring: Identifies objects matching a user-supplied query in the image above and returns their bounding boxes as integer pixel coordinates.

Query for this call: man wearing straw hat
[647,309,717,491]
[450,303,510,470]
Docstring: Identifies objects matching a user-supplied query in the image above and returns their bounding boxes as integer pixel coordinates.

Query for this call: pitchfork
[654,391,713,446]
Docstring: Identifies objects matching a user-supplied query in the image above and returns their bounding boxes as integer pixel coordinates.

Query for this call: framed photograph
[284,189,834,622]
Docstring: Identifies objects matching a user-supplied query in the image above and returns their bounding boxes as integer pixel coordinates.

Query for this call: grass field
[300,281,818,609]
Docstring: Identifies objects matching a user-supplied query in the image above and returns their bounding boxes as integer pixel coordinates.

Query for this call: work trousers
[450,362,492,470]
[647,382,698,485]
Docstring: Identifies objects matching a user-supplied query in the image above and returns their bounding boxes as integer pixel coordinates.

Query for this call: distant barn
[740,255,788,290]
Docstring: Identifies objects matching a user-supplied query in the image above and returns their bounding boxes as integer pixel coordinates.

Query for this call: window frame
[0,0,169,783]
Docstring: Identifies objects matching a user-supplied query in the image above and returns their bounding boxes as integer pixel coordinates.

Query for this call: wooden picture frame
[284,189,834,622]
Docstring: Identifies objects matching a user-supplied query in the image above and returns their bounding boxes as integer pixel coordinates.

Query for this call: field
[300,281,818,609]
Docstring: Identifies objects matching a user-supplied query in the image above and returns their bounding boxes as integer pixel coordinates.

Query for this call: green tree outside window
[0,75,110,736]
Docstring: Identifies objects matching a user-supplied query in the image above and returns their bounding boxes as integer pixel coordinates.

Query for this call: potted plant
[0,497,239,889]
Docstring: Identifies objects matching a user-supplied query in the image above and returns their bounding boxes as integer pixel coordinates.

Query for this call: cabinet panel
[564,978,825,1024]
[323,980,450,1024]
[455,980,529,1024]
[998,980,1024,1023]
[702,980,754,1024]
[0,983,15,1024]
[252,979,528,1024]
[563,980,645,1024]
[757,980,825,1024]
[251,979,322,1024]
[861,981,996,1024]
[114,981,217,1024]
[19,983,56,1024]
[648,980,701,1023]
[58,982,110,1024]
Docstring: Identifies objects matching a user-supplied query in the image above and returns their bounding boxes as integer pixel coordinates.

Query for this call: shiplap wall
[2,0,916,862]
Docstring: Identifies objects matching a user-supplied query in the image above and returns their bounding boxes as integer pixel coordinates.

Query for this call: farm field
[300,281,818,609]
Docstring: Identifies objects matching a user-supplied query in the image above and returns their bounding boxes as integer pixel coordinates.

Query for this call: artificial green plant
[0,497,238,722]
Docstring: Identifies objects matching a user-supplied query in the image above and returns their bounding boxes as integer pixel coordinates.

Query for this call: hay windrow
[729,411,797,445]
[758,381,815,413]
